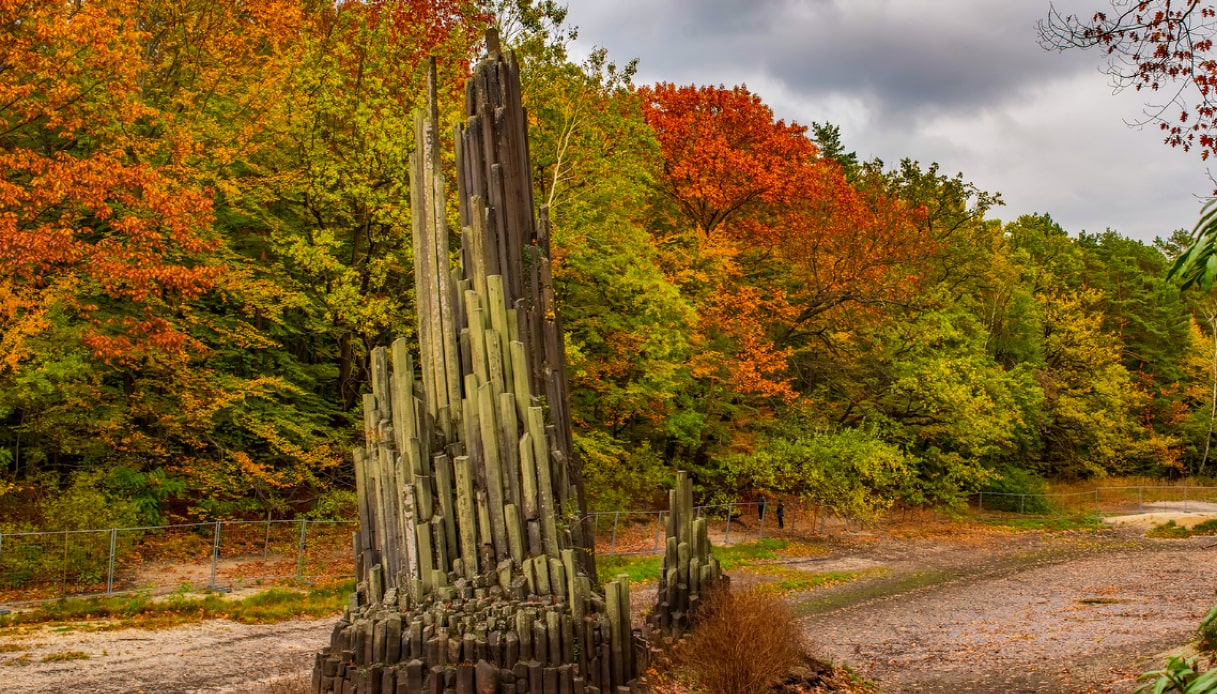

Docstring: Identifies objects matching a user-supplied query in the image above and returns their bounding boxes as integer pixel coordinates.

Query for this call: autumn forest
[1,0,1210,532]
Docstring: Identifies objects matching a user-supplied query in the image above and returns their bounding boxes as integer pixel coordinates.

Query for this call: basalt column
[312,32,643,694]
[645,471,726,641]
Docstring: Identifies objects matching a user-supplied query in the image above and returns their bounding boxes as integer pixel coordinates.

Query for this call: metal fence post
[723,504,732,544]
[653,512,663,553]
[1019,495,1025,516]
[208,520,222,591]
[263,520,272,562]
[609,512,620,555]
[106,528,117,595]
[978,492,984,517]
[1094,489,1100,513]
[1138,486,1143,514]
[759,505,766,540]
[1185,485,1190,513]
[296,519,308,580]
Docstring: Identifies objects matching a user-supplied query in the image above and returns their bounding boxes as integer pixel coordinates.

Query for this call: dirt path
[797,528,1217,693]
[0,617,329,693]
[1,526,1213,693]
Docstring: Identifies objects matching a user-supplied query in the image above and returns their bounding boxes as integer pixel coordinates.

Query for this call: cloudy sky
[563,0,1213,244]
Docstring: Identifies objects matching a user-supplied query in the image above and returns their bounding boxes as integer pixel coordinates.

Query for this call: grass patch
[40,651,89,662]
[795,568,957,615]
[1147,518,1217,539]
[979,513,1104,532]
[714,538,829,569]
[0,642,34,653]
[596,538,830,586]
[0,580,353,630]
[1147,520,1191,538]
[742,565,886,594]
[597,555,663,585]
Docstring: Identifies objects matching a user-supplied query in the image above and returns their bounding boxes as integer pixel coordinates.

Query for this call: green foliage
[1199,601,1217,652]
[1168,199,1217,292]
[103,467,186,527]
[1135,655,1217,694]
[1137,591,1217,692]
[730,428,914,520]
[39,471,141,532]
[0,471,145,590]
[302,489,359,522]
[594,539,827,586]
[577,433,671,511]
[4,0,1217,528]
[980,468,1051,514]
[1147,520,1195,539]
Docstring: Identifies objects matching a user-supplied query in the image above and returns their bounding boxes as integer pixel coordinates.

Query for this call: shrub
[733,427,915,522]
[1199,601,1217,652]
[1135,655,1217,693]
[979,467,1051,514]
[41,471,141,532]
[578,432,670,511]
[672,586,807,694]
[303,489,359,521]
[0,471,142,591]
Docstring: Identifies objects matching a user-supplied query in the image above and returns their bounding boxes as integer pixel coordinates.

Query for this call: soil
[2,521,1215,693]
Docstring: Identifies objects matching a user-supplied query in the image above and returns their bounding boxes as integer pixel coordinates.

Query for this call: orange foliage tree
[636,83,930,460]
[0,0,485,519]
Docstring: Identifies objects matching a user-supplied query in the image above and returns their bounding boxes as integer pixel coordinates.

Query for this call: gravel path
[1,527,1213,693]
[0,617,329,693]
[799,530,1217,693]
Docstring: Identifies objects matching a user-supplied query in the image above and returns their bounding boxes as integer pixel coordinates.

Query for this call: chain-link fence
[4,483,1213,605]
[972,485,1217,519]
[582,500,877,556]
[0,519,355,605]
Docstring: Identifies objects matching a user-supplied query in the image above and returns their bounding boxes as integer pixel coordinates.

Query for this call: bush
[979,467,1051,514]
[672,586,807,694]
[1199,602,1217,652]
[733,427,914,522]
[303,489,358,521]
[578,432,671,511]
[0,471,142,591]
[1135,655,1217,693]
[41,471,141,532]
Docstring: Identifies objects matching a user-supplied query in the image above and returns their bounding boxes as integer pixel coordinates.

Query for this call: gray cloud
[564,0,1209,242]
[574,1,1105,120]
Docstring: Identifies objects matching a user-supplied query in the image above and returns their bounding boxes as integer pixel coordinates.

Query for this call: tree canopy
[0,1,1212,527]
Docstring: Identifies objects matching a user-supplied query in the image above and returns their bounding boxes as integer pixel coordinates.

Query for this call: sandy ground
[1104,500,1217,531]
[2,523,1215,693]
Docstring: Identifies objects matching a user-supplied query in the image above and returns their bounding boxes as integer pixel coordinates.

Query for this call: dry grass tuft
[672,586,807,694]
[258,670,311,693]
